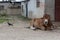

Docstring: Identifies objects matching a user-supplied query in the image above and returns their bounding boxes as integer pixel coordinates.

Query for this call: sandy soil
[0,20,60,40]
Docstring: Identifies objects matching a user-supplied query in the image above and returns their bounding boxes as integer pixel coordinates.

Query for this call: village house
[0,0,60,21]
[0,0,21,16]
[21,0,55,21]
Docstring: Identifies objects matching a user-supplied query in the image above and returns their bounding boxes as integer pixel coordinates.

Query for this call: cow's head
[43,14,50,26]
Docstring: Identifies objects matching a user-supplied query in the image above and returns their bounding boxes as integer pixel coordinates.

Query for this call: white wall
[28,0,45,18]
[28,0,36,18]
[45,0,55,21]
[28,0,55,20]
[36,0,45,18]
[21,2,26,17]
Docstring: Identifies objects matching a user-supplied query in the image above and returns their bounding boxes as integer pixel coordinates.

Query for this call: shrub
[0,13,8,17]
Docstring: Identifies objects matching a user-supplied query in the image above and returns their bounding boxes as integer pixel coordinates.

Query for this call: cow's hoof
[33,29,37,31]
[30,26,36,30]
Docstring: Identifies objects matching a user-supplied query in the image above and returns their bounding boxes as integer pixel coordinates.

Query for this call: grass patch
[17,15,31,21]
[0,16,8,23]
[0,19,8,23]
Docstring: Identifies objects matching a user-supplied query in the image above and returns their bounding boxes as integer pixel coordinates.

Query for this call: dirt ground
[0,19,60,40]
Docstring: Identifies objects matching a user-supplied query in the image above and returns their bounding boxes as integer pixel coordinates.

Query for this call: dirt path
[0,19,60,40]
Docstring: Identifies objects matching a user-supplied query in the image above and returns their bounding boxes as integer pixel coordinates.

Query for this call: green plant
[0,13,8,17]
[0,19,8,23]
[17,15,31,21]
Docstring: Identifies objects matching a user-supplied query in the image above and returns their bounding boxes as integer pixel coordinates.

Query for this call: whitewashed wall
[21,2,26,17]
[35,0,45,18]
[28,0,45,18]
[21,0,55,20]
[28,0,36,18]
[27,0,55,20]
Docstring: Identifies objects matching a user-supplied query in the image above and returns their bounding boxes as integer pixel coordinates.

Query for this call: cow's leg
[40,26,45,30]
[36,24,45,30]
[30,25,36,30]
[30,21,36,30]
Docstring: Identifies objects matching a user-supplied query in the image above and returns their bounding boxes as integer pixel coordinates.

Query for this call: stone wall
[0,3,21,15]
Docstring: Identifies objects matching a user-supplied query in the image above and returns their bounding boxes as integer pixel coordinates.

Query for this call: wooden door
[55,0,60,21]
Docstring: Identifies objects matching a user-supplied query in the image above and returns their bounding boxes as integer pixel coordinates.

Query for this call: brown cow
[29,14,54,30]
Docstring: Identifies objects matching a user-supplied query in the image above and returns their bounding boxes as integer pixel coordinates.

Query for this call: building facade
[0,0,60,21]
[0,1,21,15]
[21,0,55,21]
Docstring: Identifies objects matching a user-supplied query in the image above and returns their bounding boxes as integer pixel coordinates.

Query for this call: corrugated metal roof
[11,0,25,2]
[15,0,25,2]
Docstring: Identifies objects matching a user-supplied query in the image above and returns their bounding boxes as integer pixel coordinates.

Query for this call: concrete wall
[7,3,21,15]
[27,0,55,20]
[0,3,9,14]
[0,3,9,9]
[21,0,37,18]
[45,0,55,21]
[0,3,21,15]
[21,2,26,17]
[28,0,45,18]
[28,0,36,18]
[35,0,45,18]
[7,8,21,15]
